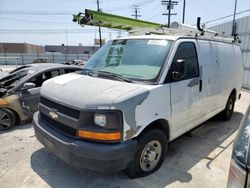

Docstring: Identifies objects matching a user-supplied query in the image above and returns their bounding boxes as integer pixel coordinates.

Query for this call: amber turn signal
[78,130,121,141]
[0,98,9,106]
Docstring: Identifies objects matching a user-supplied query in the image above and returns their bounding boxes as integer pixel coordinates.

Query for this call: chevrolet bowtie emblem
[49,110,58,119]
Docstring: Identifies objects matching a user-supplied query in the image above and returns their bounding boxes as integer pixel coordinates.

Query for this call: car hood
[41,73,149,109]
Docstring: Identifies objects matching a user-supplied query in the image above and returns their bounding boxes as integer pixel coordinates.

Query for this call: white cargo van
[33,31,243,178]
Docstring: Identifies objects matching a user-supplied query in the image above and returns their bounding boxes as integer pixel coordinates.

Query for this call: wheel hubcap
[0,110,11,130]
[140,140,162,172]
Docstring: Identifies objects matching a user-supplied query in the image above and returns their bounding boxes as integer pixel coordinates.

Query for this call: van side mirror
[172,59,186,81]
[21,82,36,91]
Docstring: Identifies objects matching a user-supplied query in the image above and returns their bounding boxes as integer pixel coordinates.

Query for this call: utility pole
[182,0,186,24]
[232,0,238,36]
[132,5,141,19]
[97,0,102,46]
[161,0,178,27]
[65,27,69,58]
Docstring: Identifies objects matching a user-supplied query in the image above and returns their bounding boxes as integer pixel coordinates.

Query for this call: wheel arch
[4,107,21,124]
[137,119,170,141]
[231,88,237,100]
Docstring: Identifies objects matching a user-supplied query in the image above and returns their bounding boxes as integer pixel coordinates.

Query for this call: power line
[147,7,164,21]
[102,4,132,12]
[203,9,250,25]
[0,10,73,15]
[103,0,156,12]
[0,16,70,25]
[0,29,126,34]
[139,0,154,7]
[142,0,162,20]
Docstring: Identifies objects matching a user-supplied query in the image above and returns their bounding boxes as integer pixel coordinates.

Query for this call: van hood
[41,73,149,109]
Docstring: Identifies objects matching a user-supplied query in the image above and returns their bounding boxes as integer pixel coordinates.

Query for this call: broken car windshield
[0,70,29,88]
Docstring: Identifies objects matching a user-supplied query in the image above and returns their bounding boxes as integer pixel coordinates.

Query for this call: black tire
[0,108,16,131]
[125,129,167,178]
[220,93,236,121]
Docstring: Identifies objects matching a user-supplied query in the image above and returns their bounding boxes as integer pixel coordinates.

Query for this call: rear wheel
[125,129,167,178]
[220,93,236,121]
[0,108,16,131]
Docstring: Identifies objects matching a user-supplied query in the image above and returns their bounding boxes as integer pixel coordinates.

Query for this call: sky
[0,0,250,46]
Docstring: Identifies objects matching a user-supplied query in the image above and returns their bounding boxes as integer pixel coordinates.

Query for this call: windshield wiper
[81,68,96,77]
[95,71,132,83]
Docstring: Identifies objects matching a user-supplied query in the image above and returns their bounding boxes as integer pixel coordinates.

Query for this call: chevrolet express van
[33,35,243,178]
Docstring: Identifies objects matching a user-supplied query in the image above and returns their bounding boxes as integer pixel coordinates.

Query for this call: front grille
[40,112,77,137]
[40,96,80,119]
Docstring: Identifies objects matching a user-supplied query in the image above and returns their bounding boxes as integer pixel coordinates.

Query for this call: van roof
[116,34,238,45]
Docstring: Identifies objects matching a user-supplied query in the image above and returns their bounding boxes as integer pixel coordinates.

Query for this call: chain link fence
[0,53,92,65]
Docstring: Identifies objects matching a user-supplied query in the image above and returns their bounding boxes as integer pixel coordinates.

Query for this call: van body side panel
[233,45,244,97]
[196,41,222,117]
[217,43,239,108]
[132,84,172,140]
[229,45,244,99]
[194,40,243,120]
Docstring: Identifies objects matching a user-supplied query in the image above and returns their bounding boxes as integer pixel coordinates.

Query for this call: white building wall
[209,15,250,89]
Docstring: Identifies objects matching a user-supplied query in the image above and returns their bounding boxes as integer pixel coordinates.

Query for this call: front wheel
[125,129,167,178]
[0,108,16,131]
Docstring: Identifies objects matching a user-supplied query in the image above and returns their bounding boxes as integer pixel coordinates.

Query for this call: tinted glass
[85,39,173,82]
[0,70,29,88]
[171,42,199,80]
[65,68,78,73]
[29,70,59,87]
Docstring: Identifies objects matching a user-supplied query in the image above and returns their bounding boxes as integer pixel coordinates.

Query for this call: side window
[28,69,60,87]
[168,42,199,82]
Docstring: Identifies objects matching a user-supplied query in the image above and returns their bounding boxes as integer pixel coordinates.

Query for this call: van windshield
[84,39,173,82]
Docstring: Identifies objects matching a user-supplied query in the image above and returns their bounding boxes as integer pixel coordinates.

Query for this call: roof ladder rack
[73,9,238,44]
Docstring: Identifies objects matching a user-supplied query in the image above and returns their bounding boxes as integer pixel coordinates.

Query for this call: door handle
[199,80,202,92]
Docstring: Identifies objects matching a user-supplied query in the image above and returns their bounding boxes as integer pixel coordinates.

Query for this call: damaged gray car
[0,63,81,131]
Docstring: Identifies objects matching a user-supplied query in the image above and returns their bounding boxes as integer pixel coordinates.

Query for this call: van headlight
[94,113,106,127]
[78,110,123,142]
[227,158,246,188]
[92,110,122,129]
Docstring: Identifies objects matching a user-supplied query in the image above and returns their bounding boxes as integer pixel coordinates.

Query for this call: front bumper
[33,112,137,173]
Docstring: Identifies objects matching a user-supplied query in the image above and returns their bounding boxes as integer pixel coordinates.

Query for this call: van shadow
[30,112,243,188]
[0,123,32,135]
